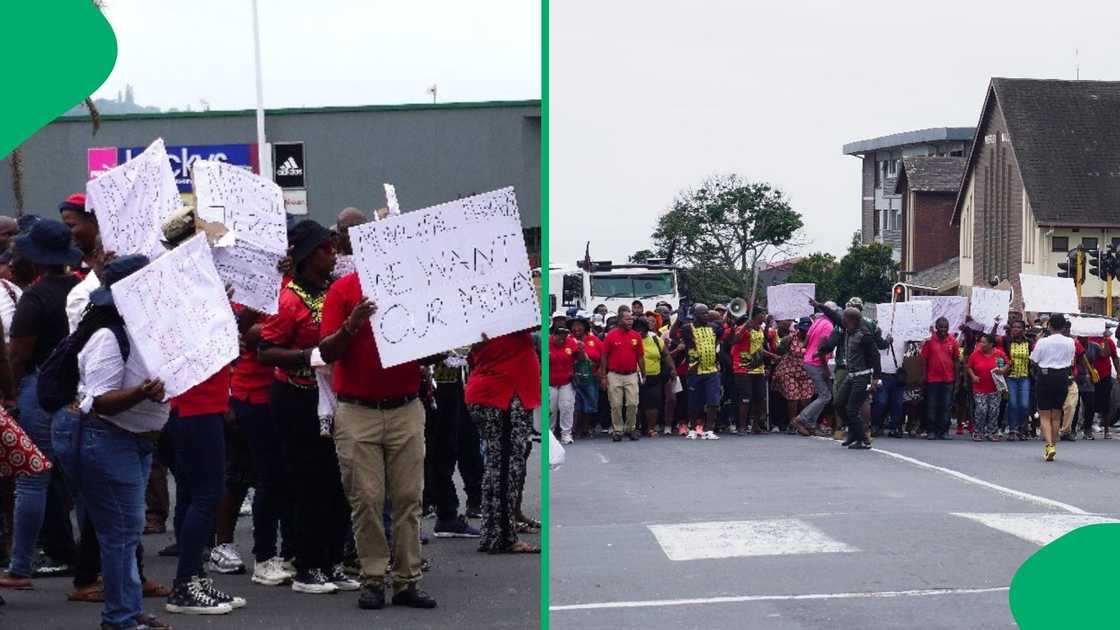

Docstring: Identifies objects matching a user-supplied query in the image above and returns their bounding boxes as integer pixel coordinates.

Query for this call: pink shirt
[803,316,834,367]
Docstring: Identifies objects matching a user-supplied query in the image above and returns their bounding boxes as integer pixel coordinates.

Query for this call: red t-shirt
[967,348,1008,394]
[921,334,960,384]
[549,335,579,387]
[575,333,602,375]
[1089,336,1117,379]
[230,304,272,404]
[603,327,642,374]
[464,331,541,410]
[260,282,323,388]
[170,365,232,417]
[319,273,420,400]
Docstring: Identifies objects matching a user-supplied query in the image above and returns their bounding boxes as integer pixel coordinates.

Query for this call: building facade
[843,127,973,261]
[895,156,966,274]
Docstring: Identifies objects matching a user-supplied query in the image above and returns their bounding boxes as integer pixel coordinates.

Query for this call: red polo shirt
[320,273,420,400]
[465,331,541,410]
[1089,336,1117,379]
[921,334,960,384]
[575,333,602,375]
[603,327,643,374]
[170,365,232,417]
[260,282,324,388]
[549,334,579,387]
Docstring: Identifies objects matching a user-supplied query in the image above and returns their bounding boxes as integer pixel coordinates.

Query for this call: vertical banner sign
[349,187,539,368]
[272,142,305,188]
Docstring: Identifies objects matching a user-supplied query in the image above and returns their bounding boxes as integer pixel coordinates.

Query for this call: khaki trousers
[333,399,425,591]
[1061,382,1080,434]
[607,371,639,434]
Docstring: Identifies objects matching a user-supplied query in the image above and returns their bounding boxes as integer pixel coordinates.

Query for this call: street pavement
[0,447,540,630]
[549,429,1120,630]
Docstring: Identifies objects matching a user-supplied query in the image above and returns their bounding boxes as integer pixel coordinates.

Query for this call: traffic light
[1088,248,1102,279]
[893,284,905,302]
[1057,250,1076,279]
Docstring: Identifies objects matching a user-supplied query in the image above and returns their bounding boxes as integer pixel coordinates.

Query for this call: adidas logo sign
[276,156,303,177]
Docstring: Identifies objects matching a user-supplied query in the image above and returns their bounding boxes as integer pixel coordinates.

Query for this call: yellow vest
[642,335,663,376]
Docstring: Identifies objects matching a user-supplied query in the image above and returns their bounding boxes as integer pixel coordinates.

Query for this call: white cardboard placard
[1019,273,1079,314]
[191,160,288,255]
[913,295,969,331]
[969,287,1011,331]
[877,301,933,371]
[766,283,815,321]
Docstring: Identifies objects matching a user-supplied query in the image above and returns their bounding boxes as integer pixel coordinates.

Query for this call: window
[1052,236,1069,252]
[1112,237,1120,250]
[1082,237,1099,251]
[950,150,964,157]
[562,273,583,306]
[589,273,676,299]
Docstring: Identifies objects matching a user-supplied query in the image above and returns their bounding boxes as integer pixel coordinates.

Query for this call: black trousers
[270,381,349,573]
[426,381,484,521]
[235,398,295,563]
[836,374,872,443]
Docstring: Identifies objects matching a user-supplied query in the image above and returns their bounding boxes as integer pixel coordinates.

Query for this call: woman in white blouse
[1030,314,1076,462]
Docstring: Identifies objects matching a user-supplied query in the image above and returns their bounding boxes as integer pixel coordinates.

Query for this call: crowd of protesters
[0,195,540,629]
[549,293,1119,462]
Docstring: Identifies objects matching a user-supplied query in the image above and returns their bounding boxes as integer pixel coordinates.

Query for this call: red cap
[59,193,88,214]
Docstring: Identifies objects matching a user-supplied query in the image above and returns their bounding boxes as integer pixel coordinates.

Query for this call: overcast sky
[92,0,540,110]
[551,0,1120,266]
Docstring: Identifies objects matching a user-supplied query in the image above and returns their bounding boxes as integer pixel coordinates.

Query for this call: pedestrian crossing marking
[952,512,1120,546]
[647,519,858,561]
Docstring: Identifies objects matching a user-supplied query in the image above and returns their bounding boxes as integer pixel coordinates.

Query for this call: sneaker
[1044,443,1056,462]
[561,433,573,445]
[131,613,173,629]
[207,544,245,575]
[157,543,179,557]
[280,558,296,575]
[165,576,234,615]
[629,431,640,441]
[328,565,360,591]
[701,431,720,440]
[199,576,246,609]
[465,505,482,519]
[663,426,672,436]
[677,424,688,436]
[32,556,72,578]
[434,515,481,538]
[422,505,437,520]
[686,430,697,440]
[611,432,622,442]
[729,423,739,434]
[849,441,872,450]
[358,584,385,610]
[239,490,254,517]
[252,557,293,586]
[292,569,340,594]
[391,584,437,609]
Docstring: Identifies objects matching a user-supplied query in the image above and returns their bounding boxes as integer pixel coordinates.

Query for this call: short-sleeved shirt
[1006,338,1031,379]
[465,331,541,410]
[1088,336,1117,379]
[10,274,80,372]
[603,327,643,374]
[641,334,664,376]
[967,348,1007,394]
[803,316,833,368]
[683,323,722,375]
[260,279,326,388]
[921,334,960,384]
[1031,333,1076,370]
[730,327,766,375]
[319,273,420,401]
[78,327,170,433]
[573,333,601,379]
[549,334,578,387]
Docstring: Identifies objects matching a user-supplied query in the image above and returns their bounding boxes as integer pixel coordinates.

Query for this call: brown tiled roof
[908,257,960,294]
[894,157,966,194]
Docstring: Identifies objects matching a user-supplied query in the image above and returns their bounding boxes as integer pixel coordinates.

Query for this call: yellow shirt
[642,335,663,376]
[689,326,719,375]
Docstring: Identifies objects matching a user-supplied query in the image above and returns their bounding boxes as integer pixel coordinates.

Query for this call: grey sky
[92,0,540,111]
[551,0,1120,268]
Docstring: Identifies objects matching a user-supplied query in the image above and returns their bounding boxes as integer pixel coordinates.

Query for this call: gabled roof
[842,127,974,155]
[908,257,960,294]
[894,156,967,194]
[951,78,1120,226]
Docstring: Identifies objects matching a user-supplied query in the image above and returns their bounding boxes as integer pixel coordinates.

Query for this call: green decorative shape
[1010,523,1120,628]
[0,1,117,158]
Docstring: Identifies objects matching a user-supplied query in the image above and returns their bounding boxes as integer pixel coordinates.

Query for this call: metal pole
[251,0,271,179]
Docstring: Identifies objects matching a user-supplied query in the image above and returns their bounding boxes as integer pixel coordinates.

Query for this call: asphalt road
[549,429,1120,630]
[0,446,540,630]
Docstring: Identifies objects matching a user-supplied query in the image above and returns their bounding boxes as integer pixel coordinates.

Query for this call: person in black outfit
[823,308,884,450]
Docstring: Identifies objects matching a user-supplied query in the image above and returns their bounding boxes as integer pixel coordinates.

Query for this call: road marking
[550,586,1010,612]
[647,519,857,561]
[596,452,609,464]
[812,437,1089,515]
[953,512,1120,546]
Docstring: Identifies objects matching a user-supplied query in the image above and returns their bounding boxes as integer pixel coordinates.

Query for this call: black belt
[1039,367,1071,375]
[610,370,637,375]
[338,394,418,411]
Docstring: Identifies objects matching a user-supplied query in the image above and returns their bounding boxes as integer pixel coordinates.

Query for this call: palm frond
[8,148,24,217]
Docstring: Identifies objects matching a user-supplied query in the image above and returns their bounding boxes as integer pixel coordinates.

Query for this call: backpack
[38,324,130,413]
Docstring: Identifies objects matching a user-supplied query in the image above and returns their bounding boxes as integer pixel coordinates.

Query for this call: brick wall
[969,100,1024,293]
[905,192,960,272]
[861,158,875,244]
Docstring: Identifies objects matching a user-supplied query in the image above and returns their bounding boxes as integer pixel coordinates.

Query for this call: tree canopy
[788,237,897,305]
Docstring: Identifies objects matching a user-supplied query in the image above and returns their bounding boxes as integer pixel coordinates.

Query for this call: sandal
[516,515,541,529]
[516,521,541,535]
[990,434,1003,442]
[972,433,983,442]
[68,585,104,603]
[489,541,541,555]
[142,580,171,598]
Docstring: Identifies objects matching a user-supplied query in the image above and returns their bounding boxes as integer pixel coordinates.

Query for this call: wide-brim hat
[14,219,82,267]
[288,219,332,267]
[89,254,150,307]
[796,316,813,332]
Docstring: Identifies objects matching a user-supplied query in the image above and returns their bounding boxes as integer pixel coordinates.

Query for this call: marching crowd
[0,195,541,630]
[549,293,1118,463]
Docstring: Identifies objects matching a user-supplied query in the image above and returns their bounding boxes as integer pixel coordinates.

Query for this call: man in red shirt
[920,317,960,439]
[1087,332,1119,438]
[600,307,644,441]
[319,273,437,612]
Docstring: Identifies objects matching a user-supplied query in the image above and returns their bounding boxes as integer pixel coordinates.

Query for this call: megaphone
[728,297,748,319]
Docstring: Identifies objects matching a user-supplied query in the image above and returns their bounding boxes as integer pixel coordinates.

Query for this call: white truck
[548,261,681,316]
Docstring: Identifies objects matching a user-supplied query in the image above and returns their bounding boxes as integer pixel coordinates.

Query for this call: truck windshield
[590,273,675,299]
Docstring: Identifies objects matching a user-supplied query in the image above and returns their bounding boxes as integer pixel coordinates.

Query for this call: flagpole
[251,0,272,179]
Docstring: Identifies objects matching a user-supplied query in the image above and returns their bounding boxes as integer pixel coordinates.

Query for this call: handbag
[0,407,52,478]
[670,375,684,395]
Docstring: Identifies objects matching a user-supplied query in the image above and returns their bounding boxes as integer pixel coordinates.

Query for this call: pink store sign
[87,147,119,180]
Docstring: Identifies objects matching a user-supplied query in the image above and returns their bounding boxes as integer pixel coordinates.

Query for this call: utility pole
[251,0,272,179]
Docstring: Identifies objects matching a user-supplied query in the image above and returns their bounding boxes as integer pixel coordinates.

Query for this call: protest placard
[969,287,1011,331]
[1019,273,1079,314]
[1069,315,1107,337]
[349,186,539,368]
[211,238,283,314]
[913,295,968,331]
[766,283,815,321]
[86,138,181,260]
[876,301,933,371]
[112,233,239,397]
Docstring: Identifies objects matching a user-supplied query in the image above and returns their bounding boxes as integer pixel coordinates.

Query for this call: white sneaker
[663,426,672,436]
[207,544,245,575]
[561,432,573,445]
[328,564,361,591]
[251,558,293,586]
[686,430,697,440]
[291,569,340,594]
[239,490,254,517]
[729,423,739,434]
[280,558,296,575]
[702,431,720,440]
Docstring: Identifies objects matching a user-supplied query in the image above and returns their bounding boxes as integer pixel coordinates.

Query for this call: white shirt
[0,279,22,342]
[1030,333,1076,369]
[77,328,170,433]
[66,272,101,334]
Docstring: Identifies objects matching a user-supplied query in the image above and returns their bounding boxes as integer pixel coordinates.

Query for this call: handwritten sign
[349,187,538,368]
[1069,315,1107,337]
[913,295,968,331]
[1019,273,1079,314]
[112,233,238,397]
[86,138,182,260]
[211,238,283,314]
[969,287,1011,331]
[877,301,933,371]
[384,183,400,217]
[766,283,814,321]
[191,160,288,254]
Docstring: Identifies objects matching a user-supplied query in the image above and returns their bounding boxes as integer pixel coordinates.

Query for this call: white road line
[648,519,857,561]
[596,452,609,464]
[811,437,1089,515]
[952,512,1120,546]
[550,586,1010,612]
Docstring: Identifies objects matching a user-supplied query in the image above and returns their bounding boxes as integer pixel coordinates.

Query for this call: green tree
[786,252,840,303]
[653,174,803,304]
[833,237,897,305]
[629,249,655,264]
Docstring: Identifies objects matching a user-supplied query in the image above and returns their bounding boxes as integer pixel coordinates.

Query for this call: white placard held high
[112,233,239,398]
[913,295,968,331]
[192,160,288,254]
[766,284,815,321]
[1019,273,1079,314]
[86,138,181,260]
[969,287,1011,331]
[211,238,284,315]
[1069,315,1107,337]
[349,187,538,368]
[876,301,933,371]
[384,183,401,217]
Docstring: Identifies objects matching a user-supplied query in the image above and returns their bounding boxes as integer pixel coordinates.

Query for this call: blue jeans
[926,382,954,436]
[872,373,905,432]
[78,421,153,628]
[572,375,599,414]
[1007,377,1030,432]
[9,373,54,578]
[166,412,225,580]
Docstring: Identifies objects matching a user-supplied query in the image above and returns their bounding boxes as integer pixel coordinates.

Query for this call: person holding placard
[965,334,1009,442]
[1031,314,1076,462]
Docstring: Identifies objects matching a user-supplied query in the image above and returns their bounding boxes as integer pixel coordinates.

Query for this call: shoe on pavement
[677,424,688,436]
[391,584,437,609]
[252,558,293,586]
[848,441,872,450]
[841,437,856,447]
[165,576,233,615]
[144,520,166,535]
[434,515,481,538]
[328,565,361,591]
[0,572,32,589]
[1044,443,1056,462]
[629,431,640,441]
[358,584,385,610]
[142,579,172,598]
[561,433,573,445]
[132,613,173,629]
[701,431,720,440]
[663,426,673,436]
[157,543,179,557]
[686,430,697,440]
[729,424,739,434]
[291,569,340,594]
[465,505,482,519]
[611,432,622,442]
[207,544,245,575]
[199,576,246,609]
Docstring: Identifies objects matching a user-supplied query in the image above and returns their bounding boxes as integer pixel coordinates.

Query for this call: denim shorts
[687,372,721,413]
